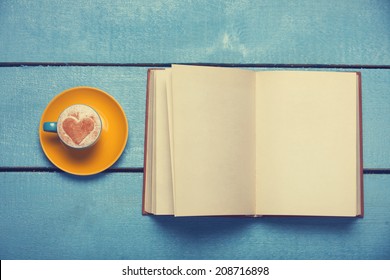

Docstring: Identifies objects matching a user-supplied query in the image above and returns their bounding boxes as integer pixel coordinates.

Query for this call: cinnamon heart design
[62,117,95,145]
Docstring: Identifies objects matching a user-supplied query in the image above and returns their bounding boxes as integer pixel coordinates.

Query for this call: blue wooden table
[1,0,390,260]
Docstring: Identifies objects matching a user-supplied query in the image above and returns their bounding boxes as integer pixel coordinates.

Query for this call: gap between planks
[0,167,389,174]
[0,167,143,173]
[1,62,390,69]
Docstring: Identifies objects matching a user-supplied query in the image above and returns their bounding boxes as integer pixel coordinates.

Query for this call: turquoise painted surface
[0,0,390,64]
[0,66,147,168]
[1,0,390,260]
[0,173,389,260]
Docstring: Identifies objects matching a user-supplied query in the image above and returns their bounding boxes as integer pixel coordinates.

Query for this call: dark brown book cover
[357,72,364,217]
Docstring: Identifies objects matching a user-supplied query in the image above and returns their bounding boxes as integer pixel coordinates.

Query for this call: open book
[143,65,363,217]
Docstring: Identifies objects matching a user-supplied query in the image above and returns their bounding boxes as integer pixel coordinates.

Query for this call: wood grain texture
[0,66,147,168]
[0,172,389,260]
[361,69,390,168]
[1,66,390,168]
[1,0,389,262]
[1,0,389,65]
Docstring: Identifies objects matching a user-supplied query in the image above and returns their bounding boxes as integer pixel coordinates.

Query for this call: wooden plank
[1,66,390,168]
[0,172,389,259]
[0,66,147,168]
[1,0,389,65]
[361,69,390,169]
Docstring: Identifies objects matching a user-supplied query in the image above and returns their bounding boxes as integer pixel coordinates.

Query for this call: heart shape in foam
[62,117,95,145]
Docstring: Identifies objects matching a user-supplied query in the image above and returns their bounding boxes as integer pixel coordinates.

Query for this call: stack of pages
[143,65,363,217]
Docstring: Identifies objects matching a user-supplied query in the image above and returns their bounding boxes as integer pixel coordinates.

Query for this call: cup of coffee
[43,104,102,149]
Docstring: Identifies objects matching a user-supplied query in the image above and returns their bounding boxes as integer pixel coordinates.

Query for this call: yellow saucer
[39,87,128,175]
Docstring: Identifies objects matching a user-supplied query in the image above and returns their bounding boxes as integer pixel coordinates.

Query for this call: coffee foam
[57,104,102,148]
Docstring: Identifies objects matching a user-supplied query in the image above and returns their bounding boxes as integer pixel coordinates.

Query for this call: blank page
[154,70,174,214]
[256,71,358,216]
[143,70,156,214]
[171,65,256,216]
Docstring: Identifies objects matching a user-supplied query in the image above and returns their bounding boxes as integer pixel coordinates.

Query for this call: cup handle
[43,122,57,132]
